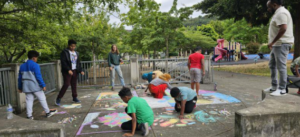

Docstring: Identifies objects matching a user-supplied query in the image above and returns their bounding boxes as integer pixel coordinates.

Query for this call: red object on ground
[148,84,168,99]
[297,91,300,95]
[241,52,248,60]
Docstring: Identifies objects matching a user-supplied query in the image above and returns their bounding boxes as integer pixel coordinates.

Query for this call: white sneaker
[140,123,149,136]
[270,89,287,96]
[263,86,277,92]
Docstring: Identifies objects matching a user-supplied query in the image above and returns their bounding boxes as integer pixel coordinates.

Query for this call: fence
[40,63,57,94]
[78,60,131,87]
[138,58,189,84]
[0,68,12,106]
[138,56,213,84]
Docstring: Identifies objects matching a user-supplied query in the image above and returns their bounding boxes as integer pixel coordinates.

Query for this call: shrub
[259,45,271,54]
[169,52,179,56]
[246,42,260,54]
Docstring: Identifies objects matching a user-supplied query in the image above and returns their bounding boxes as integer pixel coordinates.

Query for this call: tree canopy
[194,0,300,59]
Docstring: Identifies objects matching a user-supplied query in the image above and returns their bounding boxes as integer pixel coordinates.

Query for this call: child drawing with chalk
[119,87,154,137]
[170,87,198,119]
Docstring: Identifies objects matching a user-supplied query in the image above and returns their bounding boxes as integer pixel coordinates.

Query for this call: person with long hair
[108,44,125,91]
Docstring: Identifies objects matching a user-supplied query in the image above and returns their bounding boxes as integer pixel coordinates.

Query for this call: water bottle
[7,104,13,120]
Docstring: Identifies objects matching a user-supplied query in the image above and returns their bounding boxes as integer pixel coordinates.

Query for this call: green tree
[197,24,219,40]
[194,0,300,59]
[180,27,216,52]
[122,0,193,59]
[183,15,217,27]
[208,20,226,38]
[0,0,145,63]
[223,19,268,44]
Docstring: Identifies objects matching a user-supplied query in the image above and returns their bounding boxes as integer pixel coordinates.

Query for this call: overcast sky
[108,0,204,29]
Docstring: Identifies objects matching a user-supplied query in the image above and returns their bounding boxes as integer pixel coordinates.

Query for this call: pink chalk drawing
[99,112,131,128]
[198,90,215,95]
[57,111,67,114]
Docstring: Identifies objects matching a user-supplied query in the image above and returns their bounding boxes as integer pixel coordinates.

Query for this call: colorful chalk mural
[96,92,120,100]
[99,112,131,127]
[194,110,218,123]
[61,104,82,109]
[152,107,226,128]
[140,97,171,108]
[76,112,132,135]
[163,89,240,107]
[153,107,196,128]
[96,91,138,101]
[93,100,127,110]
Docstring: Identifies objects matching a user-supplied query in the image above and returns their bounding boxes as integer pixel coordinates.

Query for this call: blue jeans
[110,65,125,87]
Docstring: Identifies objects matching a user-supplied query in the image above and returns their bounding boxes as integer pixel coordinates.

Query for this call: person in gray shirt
[147,74,172,99]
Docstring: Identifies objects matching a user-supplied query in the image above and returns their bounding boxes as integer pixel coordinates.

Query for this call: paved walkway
[19,70,298,137]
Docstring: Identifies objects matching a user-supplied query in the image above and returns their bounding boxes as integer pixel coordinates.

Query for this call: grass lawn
[214,61,293,77]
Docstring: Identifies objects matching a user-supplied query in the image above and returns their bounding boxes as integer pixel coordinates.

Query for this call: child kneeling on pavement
[170,87,197,119]
[119,87,154,137]
[18,50,57,120]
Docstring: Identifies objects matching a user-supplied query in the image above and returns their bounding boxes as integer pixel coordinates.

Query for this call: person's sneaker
[263,86,277,92]
[46,109,57,118]
[27,116,34,120]
[55,98,61,106]
[270,89,287,96]
[140,123,149,136]
[73,98,81,103]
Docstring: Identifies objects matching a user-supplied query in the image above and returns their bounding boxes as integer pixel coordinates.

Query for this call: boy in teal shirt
[170,87,197,119]
[119,87,154,136]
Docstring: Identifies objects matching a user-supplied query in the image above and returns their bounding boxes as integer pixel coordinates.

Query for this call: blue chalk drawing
[202,93,240,103]
[194,111,216,123]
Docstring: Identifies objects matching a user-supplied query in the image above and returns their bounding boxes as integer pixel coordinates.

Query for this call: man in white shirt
[263,0,294,96]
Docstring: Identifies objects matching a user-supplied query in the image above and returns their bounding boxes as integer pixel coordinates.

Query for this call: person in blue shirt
[170,87,197,119]
[18,50,57,120]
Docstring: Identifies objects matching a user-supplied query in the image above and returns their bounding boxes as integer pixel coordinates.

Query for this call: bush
[169,53,179,56]
[259,45,271,54]
[290,45,294,53]
[246,42,260,54]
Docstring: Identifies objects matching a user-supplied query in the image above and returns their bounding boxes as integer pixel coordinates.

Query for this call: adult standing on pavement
[108,44,126,91]
[56,40,84,106]
[263,0,294,96]
[188,47,205,94]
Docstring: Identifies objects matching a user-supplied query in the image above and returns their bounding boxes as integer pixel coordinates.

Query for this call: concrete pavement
[17,70,299,137]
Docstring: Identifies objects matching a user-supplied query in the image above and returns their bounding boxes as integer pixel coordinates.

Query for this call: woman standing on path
[108,44,125,91]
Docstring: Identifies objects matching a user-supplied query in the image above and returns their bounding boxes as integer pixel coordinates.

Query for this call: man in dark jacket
[55,40,84,105]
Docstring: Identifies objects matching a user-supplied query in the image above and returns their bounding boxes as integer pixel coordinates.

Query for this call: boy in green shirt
[119,87,154,137]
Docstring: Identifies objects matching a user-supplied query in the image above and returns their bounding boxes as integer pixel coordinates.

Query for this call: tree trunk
[166,37,169,73]
[13,48,26,62]
[92,42,97,85]
[294,8,300,60]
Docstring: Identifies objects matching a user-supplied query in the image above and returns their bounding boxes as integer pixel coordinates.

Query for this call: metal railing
[0,68,12,106]
[138,56,213,84]
[40,63,57,94]
[78,60,131,87]
[138,58,190,84]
